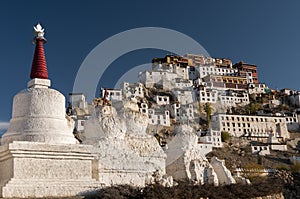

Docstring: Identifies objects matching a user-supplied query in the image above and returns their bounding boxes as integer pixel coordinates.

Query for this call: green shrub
[275,164,290,171]
[291,161,300,173]
[221,131,230,142]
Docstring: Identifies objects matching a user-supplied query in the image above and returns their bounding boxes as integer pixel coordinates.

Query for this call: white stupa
[0,23,99,198]
[1,23,77,145]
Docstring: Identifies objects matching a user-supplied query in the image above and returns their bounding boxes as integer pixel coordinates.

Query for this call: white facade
[248,83,269,94]
[68,93,92,134]
[267,133,288,151]
[270,144,287,151]
[69,93,88,109]
[198,142,213,156]
[139,102,148,115]
[170,103,181,119]
[251,144,270,156]
[198,129,223,148]
[173,65,190,80]
[196,65,238,79]
[285,116,299,131]
[172,89,195,105]
[73,117,90,132]
[101,88,122,102]
[196,87,218,104]
[170,103,194,122]
[148,109,170,126]
[122,82,144,99]
[155,95,170,105]
[219,91,249,108]
[185,104,195,120]
[211,114,290,140]
[175,78,193,90]
[138,70,177,88]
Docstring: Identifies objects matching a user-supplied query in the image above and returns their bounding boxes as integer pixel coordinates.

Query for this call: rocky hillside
[207,136,300,172]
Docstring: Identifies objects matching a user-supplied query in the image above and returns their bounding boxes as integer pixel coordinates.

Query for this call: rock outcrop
[165,125,217,185]
[83,100,166,186]
[165,125,236,186]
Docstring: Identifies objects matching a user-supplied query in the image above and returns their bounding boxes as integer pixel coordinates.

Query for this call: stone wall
[0,141,100,198]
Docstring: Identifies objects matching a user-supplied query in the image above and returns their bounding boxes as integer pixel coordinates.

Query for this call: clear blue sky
[0,0,300,124]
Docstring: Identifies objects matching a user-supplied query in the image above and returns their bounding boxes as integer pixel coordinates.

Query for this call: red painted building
[233,62,259,84]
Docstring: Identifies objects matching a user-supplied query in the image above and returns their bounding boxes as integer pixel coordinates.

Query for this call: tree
[204,103,212,128]
[245,102,262,115]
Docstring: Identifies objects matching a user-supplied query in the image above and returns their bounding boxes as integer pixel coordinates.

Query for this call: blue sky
[0,0,300,127]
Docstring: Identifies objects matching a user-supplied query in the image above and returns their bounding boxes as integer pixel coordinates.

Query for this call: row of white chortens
[0,24,299,198]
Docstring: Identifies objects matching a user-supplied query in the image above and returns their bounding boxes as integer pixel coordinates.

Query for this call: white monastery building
[211,113,291,140]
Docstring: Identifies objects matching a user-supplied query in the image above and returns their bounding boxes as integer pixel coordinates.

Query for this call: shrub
[291,161,300,173]
[221,131,230,142]
[275,164,290,171]
[85,177,285,199]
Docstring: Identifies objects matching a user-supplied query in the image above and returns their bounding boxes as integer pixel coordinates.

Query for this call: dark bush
[84,176,286,199]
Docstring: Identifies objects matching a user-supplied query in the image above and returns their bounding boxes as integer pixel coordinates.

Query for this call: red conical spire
[30,23,48,79]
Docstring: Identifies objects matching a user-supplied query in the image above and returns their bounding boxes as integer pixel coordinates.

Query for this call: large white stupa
[1,23,77,145]
[0,23,99,198]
